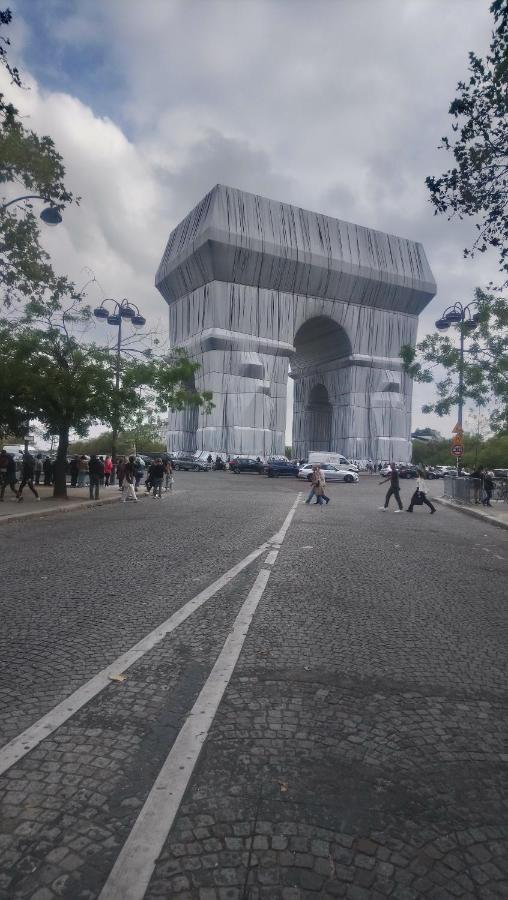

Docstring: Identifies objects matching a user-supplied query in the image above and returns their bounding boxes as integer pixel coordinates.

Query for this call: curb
[0,491,145,526]
[434,496,508,531]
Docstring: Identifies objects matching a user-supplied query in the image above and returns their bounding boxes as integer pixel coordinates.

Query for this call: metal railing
[443,475,507,504]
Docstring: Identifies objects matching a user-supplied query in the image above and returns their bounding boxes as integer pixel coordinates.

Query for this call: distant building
[411,428,442,442]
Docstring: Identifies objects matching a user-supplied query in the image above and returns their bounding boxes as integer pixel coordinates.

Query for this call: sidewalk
[0,483,141,524]
[434,493,508,531]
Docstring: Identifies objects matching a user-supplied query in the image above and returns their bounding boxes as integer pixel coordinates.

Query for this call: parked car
[398,465,418,479]
[380,464,392,477]
[229,456,264,474]
[264,459,300,477]
[172,456,210,471]
[297,464,358,484]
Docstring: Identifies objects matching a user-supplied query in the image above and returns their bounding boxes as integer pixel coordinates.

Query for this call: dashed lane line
[0,494,301,778]
[98,493,300,900]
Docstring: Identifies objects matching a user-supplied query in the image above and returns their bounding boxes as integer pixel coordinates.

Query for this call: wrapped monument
[155,185,436,462]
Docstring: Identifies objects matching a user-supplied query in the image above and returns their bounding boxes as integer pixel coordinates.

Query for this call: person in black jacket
[16,453,40,502]
[0,450,17,500]
[379,463,403,512]
[122,456,138,503]
[151,458,165,499]
[43,455,53,485]
[88,454,104,500]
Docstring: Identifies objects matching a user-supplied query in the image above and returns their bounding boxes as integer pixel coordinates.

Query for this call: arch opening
[305,382,332,452]
[292,316,351,375]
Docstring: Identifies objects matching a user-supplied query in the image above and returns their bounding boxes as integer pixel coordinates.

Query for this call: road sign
[452,423,463,434]
[451,444,464,456]
[452,433,463,446]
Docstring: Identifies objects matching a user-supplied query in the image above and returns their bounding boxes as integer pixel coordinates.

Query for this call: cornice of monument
[155,184,436,315]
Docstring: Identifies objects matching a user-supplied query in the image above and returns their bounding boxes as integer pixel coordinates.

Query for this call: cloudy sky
[4,0,498,442]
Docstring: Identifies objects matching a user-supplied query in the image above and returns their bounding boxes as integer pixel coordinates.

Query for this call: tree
[425,1,508,277]
[402,288,508,433]
[1,9,77,305]
[0,316,213,497]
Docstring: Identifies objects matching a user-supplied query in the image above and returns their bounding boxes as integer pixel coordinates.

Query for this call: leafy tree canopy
[402,288,508,433]
[426,0,508,276]
[412,433,508,469]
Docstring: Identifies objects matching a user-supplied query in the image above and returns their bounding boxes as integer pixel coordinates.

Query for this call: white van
[307,452,358,471]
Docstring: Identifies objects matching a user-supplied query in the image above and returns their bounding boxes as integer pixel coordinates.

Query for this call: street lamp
[1,194,63,225]
[93,298,147,476]
[434,301,480,470]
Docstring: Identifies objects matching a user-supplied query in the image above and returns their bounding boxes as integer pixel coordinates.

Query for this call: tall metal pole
[111,315,122,479]
[457,315,465,473]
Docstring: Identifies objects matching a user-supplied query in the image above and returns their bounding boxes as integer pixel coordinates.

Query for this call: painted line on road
[0,494,301,778]
[265,549,279,566]
[98,494,301,900]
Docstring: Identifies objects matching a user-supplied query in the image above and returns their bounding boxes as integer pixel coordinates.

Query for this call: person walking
[16,452,40,502]
[407,478,436,514]
[145,461,154,493]
[150,458,165,499]
[34,454,43,485]
[77,455,89,488]
[122,456,138,503]
[103,456,113,487]
[379,463,403,512]
[43,455,53,486]
[69,455,79,488]
[0,450,17,500]
[305,465,329,505]
[164,458,174,491]
[116,457,126,490]
[88,454,104,501]
[134,456,144,492]
[482,471,495,507]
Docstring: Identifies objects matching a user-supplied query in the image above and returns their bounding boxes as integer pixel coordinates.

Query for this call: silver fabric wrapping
[156,185,436,461]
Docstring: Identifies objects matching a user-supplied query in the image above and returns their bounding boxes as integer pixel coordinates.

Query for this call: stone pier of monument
[155,185,436,462]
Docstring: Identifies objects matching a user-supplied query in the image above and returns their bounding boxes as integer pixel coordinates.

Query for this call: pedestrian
[69,455,79,488]
[305,465,329,505]
[482,471,495,507]
[379,463,403,512]
[164,458,174,491]
[98,457,105,487]
[471,465,484,504]
[116,456,126,490]
[407,478,436,514]
[0,450,17,500]
[43,455,53,485]
[134,456,144,492]
[151,458,165,499]
[207,453,213,465]
[16,452,40,502]
[145,461,154,493]
[103,456,113,487]
[34,453,43,485]
[122,455,138,503]
[88,454,104,501]
[77,455,89,487]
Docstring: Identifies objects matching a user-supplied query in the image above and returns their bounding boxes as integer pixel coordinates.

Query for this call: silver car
[297,464,359,484]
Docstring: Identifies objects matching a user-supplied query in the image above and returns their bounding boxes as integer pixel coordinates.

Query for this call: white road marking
[0,495,301,778]
[265,549,279,566]
[99,494,301,900]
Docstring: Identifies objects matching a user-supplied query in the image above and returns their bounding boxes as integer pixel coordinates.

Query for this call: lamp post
[435,301,480,470]
[1,194,63,224]
[93,299,146,478]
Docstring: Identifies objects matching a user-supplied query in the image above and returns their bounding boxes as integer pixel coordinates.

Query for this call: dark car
[172,456,210,471]
[398,465,419,479]
[264,459,300,478]
[230,456,264,474]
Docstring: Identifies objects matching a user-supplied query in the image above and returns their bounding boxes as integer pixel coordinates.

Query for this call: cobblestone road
[1,473,507,899]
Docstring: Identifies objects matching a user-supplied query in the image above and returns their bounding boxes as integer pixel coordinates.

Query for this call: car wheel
[344,474,353,483]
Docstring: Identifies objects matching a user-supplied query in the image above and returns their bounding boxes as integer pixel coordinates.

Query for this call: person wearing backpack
[88,454,104,500]
[407,478,436,514]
